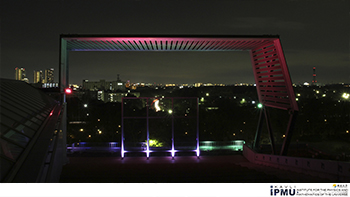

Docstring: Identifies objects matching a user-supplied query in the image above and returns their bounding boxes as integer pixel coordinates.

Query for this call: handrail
[243,144,350,183]
[3,103,64,182]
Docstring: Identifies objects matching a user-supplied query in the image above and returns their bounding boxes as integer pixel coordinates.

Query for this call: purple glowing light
[143,149,153,157]
[121,147,125,158]
[170,149,176,157]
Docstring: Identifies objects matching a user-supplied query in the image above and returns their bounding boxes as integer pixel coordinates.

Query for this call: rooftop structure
[0,79,67,182]
[60,35,298,155]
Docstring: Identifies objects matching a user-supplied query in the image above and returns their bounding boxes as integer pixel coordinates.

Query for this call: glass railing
[67,140,245,154]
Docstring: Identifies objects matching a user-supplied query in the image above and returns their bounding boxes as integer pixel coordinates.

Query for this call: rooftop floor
[59,154,331,183]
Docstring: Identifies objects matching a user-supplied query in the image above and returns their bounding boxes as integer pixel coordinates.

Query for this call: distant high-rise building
[33,70,43,83]
[97,90,105,101]
[15,67,26,81]
[44,68,54,83]
[312,67,317,85]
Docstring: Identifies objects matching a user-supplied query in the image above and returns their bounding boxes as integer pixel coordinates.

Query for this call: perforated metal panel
[250,40,298,111]
[65,37,276,51]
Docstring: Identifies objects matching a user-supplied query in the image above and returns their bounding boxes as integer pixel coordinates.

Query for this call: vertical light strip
[196,97,200,158]
[146,98,150,159]
[121,97,124,158]
[171,98,175,158]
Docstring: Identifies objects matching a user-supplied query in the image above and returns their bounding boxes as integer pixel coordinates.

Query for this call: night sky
[1,0,349,85]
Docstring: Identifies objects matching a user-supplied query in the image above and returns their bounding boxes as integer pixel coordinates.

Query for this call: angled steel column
[250,38,299,155]
[274,39,299,155]
[280,110,298,155]
[253,107,264,151]
[263,107,276,155]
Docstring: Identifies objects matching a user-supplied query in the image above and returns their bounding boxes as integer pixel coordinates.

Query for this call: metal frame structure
[59,34,299,156]
[121,97,199,159]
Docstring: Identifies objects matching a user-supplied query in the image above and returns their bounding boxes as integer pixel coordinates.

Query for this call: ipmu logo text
[270,186,296,196]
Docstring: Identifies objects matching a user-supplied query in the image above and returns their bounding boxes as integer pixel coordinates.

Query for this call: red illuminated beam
[63,35,279,52]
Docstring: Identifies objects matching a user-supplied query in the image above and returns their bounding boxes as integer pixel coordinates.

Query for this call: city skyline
[1,0,349,85]
[12,65,349,86]
[11,65,350,86]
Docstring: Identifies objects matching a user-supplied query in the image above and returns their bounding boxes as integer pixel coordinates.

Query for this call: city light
[84,104,88,108]
[168,109,173,114]
[154,99,161,112]
[342,93,349,99]
[148,139,163,147]
[80,128,84,132]
[257,103,263,108]
[170,149,176,157]
[65,88,72,94]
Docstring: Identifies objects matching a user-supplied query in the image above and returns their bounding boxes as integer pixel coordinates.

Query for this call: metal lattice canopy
[60,34,299,155]
[64,36,277,51]
[63,35,279,52]
[60,34,298,111]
